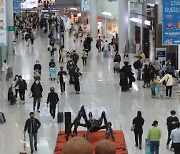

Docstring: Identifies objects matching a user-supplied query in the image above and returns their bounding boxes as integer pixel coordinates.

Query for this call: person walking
[133,57,143,80]
[143,64,150,88]
[160,70,174,99]
[57,66,67,95]
[1,60,8,80]
[30,80,43,112]
[147,120,161,154]
[15,75,27,104]
[152,57,160,76]
[24,112,41,154]
[34,60,42,74]
[96,36,103,52]
[13,75,19,99]
[132,111,144,149]
[170,122,180,154]
[102,40,109,58]
[81,49,88,66]
[73,69,82,94]
[166,110,179,150]
[124,53,130,68]
[46,87,59,121]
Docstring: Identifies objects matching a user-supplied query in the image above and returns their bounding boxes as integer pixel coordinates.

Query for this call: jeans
[103,50,109,58]
[50,51,54,57]
[19,90,25,101]
[29,134,37,151]
[166,86,172,97]
[60,82,65,93]
[82,58,87,65]
[150,141,159,154]
[137,68,142,80]
[33,97,41,110]
[50,105,56,119]
[134,132,143,146]
[15,89,19,98]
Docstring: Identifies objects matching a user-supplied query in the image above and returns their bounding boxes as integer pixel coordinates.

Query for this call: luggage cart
[113,62,120,74]
[49,67,56,81]
[145,139,151,154]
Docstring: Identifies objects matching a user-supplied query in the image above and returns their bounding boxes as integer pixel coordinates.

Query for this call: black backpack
[133,60,139,69]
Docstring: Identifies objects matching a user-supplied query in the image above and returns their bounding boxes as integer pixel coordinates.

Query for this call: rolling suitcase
[0,112,6,123]
[57,112,63,123]
[19,133,27,154]
[57,101,63,123]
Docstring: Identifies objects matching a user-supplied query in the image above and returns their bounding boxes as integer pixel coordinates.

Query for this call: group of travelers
[132,110,180,154]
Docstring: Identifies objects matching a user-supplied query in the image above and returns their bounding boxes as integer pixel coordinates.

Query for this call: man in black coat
[24,112,41,154]
[15,75,27,104]
[46,87,59,121]
[31,80,43,112]
[166,110,179,150]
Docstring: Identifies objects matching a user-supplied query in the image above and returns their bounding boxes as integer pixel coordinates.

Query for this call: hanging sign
[162,0,180,45]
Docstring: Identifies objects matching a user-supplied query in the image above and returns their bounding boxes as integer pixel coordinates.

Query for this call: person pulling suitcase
[24,112,41,154]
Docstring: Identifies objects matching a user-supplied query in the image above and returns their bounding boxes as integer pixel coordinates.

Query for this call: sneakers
[166,145,169,149]
[170,148,174,152]
[139,145,142,150]
[37,110,40,113]
[23,101,25,104]
[135,144,138,147]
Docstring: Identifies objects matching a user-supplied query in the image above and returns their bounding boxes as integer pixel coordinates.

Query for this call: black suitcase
[57,112,63,123]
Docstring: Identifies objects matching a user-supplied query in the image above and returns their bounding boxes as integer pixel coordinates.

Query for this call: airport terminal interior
[0,0,180,154]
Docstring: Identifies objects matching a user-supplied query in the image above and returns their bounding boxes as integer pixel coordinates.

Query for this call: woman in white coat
[160,70,174,98]
[1,60,8,80]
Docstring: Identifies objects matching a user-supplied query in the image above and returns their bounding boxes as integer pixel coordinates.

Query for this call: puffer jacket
[160,74,174,86]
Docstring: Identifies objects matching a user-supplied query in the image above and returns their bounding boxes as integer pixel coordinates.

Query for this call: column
[178,46,180,70]
[6,0,14,57]
[118,0,128,52]
[157,0,162,24]
[90,0,98,38]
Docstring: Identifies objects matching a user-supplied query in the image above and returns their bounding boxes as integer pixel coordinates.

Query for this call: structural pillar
[118,0,128,52]
[157,0,162,24]
[6,0,14,58]
[90,0,98,38]
[178,45,180,70]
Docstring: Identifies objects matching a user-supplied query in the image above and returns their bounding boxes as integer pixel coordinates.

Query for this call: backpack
[133,60,139,69]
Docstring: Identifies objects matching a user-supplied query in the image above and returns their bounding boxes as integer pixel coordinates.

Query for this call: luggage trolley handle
[23,132,26,141]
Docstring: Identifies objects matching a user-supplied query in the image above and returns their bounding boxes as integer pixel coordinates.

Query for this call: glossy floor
[0,32,179,154]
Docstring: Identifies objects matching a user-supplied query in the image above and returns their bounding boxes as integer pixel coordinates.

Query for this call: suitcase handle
[23,132,26,141]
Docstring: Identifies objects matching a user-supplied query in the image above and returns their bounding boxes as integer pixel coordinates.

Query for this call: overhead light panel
[70,8,77,10]
[102,12,112,16]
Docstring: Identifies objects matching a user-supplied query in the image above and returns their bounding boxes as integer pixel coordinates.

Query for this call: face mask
[35,81,39,84]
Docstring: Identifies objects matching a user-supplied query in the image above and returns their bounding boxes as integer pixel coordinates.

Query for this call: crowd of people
[1,11,180,154]
[132,110,180,154]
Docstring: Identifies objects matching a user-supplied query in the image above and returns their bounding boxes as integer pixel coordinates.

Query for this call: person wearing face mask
[46,87,59,121]
[15,75,27,104]
[33,60,42,74]
[57,66,67,95]
[30,80,43,112]
[13,75,19,99]
[24,112,41,154]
